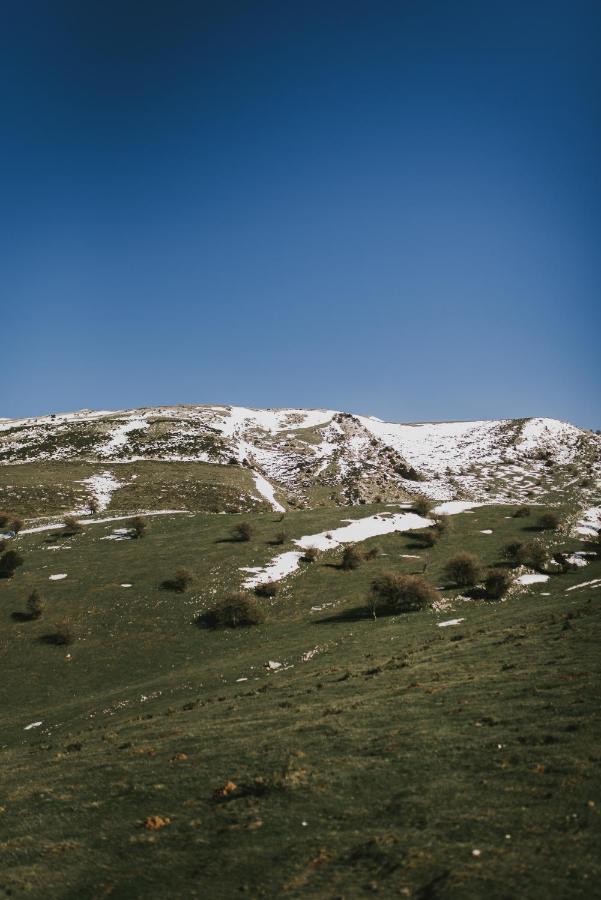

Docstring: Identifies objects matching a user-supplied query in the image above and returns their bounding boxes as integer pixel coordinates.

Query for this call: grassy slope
[0,505,599,899]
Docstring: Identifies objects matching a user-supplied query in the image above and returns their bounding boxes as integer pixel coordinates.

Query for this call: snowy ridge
[1,404,599,511]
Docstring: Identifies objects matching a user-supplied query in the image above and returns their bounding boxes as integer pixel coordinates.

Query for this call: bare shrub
[255,581,278,598]
[536,511,560,531]
[341,545,364,570]
[27,589,46,620]
[410,528,439,548]
[302,547,319,563]
[484,569,512,599]
[63,516,82,535]
[444,552,483,587]
[273,530,288,545]
[202,592,265,628]
[519,540,547,571]
[502,541,524,564]
[10,517,24,534]
[412,496,433,517]
[233,522,253,542]
[52,618,76,645]
[130,516,147,538]
[364,546,380,560]
[163,568,194,592]
[370,572,439,613]
[0,512,10,527]
[0,550,24,578]
[513,507,531,518]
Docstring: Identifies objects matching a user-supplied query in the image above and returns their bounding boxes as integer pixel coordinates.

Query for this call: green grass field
[1,501,600,898]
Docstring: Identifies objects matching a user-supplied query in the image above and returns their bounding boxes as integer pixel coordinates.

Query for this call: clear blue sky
[2,1,600,427]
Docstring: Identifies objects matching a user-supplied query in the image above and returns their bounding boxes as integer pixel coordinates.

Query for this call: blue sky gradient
[2,1,600,427]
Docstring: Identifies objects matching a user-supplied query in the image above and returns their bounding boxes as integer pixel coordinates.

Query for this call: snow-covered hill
[1,404,599,510]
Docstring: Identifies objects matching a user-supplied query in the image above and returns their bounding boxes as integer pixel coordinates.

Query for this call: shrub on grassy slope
[536,512,560,531]
[484,569,512,599]
[63,515,82,535]
[444,552,482,587]
[163,568,194,592]
[130,516,147,538]
[202,592,265,628]
[27,589,46,620]
[52,618,76,645]
[0,550,24,578]
[302,547,319,563]
[412,496,433,517]
[255,582,278,598]
[233,522,253,542]
[341,545,364,570]
[370,572,439,614]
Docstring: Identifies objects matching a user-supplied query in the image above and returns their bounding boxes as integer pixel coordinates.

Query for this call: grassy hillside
[1,501,599,898]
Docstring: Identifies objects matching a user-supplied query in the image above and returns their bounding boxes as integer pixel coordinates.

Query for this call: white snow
[121,583,132,587]
[565,552,594,568]
[480,529,493,534]
[24,721,43,730]
[76,471,122,511]
[19,510,188,536]
[438,618,465,627]
[99,416,149,456]
[516,573,550,585]
[432,501,483,515]
[565,578,601,592]
[49,573,68,581]
[252,472,285,512]
[241,510,433,587]
[574,507,601,536]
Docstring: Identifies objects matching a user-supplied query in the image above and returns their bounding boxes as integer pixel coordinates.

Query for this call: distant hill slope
[1,405,599,516]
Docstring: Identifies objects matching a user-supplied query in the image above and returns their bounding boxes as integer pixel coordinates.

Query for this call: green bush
[202,592,265,628]
[484,569,512,599]
[513,507,531,518]
[370,572,439,613]
[273,530,288,545]
[444,552,482,587]
[433,515,451,535]
[0,550,24,578]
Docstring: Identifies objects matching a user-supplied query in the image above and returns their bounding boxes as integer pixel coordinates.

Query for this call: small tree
[10,517,24,534]
[203,592,265,628]
[88,497,100,515]
[412,497,433,517]
[233,522,253,542]
[536,511,560,531]
[484,569,512,599]
[63,516,82,535]
[27,589,46,620]
[444,552,482,587]
[0,549,24,578]
[341,545,364,570]
[130,516,146,538]
[370,572,439,613]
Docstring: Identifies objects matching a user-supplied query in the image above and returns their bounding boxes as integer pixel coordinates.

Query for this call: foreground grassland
[0,504,600,899]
